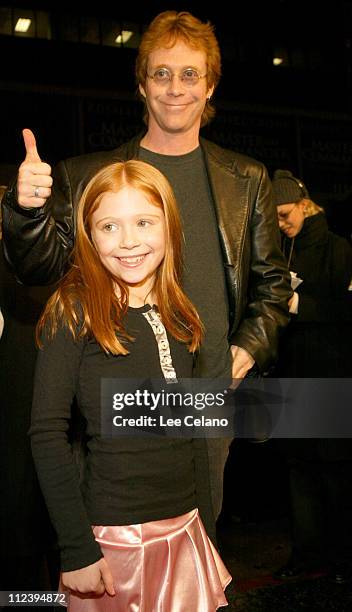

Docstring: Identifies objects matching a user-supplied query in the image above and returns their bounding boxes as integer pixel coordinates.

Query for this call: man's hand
[61,557,116,596]
[17,128,53,208]
[288,292,299,314]
[231,345,255,380]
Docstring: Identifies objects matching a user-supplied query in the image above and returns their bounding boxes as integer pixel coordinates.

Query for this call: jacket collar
[200,138,250,268]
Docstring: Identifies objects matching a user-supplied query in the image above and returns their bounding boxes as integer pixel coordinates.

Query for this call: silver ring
[34,186,40,198]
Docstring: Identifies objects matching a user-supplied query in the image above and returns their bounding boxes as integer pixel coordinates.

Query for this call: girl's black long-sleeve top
[30,305,215,571]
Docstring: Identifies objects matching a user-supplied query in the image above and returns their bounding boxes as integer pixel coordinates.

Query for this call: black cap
[272,169,309,206]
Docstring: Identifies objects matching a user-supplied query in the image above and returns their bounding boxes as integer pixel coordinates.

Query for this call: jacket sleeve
[230,165,292,371]
[1,138,140,287]
[30,326,103,571]
[1,160,75,285]
[296,235,352,323]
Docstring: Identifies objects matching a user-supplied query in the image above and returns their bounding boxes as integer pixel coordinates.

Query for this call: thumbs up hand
[17,129,53,208]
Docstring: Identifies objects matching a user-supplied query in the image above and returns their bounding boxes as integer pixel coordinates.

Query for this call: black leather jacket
[2,135,292,370]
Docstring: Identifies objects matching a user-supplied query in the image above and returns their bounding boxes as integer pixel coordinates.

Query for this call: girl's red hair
[37,160,203,354]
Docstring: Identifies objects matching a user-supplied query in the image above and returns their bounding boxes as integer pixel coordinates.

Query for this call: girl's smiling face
[90,186,166,295]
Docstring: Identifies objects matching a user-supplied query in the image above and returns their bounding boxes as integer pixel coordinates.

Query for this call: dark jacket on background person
[1,135,291,372]
[271,211,352,576]
[275,212,352,378]
[275,212,352,463]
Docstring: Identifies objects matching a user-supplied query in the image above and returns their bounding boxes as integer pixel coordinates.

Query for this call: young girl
[30,160,231,611]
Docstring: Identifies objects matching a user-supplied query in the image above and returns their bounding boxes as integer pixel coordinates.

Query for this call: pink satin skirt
[65,508,231,611]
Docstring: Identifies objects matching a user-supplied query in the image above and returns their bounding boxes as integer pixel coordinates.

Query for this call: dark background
[1,0,352,239]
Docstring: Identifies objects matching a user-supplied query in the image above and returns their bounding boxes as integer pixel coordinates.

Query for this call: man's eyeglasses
[277,205,297,222]
[147,67,207,87]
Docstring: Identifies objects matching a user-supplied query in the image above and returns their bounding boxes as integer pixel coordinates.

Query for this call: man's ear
[139,83,146,98]
[206,84,215,100]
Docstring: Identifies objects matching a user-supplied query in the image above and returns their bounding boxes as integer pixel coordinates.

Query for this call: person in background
[271,169,352,583]
[30,159,231,611]
[1,11,291,519]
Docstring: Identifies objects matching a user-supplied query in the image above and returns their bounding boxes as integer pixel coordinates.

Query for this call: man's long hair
[37,160,203,354]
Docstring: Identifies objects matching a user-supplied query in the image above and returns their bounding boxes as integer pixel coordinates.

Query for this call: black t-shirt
[139,146,232,379]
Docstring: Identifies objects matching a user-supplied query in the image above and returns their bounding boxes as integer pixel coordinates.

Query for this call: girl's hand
[61,558,115,596]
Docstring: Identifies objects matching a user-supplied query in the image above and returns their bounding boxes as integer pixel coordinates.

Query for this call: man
[2,11,291,518]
